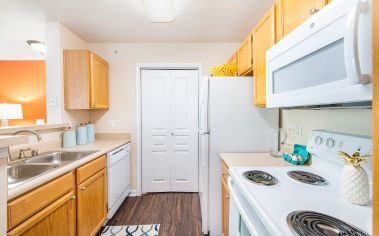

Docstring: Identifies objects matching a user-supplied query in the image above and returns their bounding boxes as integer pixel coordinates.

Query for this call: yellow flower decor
[338,150,370,167]
[210,63,237,76]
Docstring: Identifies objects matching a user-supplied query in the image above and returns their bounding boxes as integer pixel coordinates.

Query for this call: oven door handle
[344,0,369,85]
[228,177,261,236]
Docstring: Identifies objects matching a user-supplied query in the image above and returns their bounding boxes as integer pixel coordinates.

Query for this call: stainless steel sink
[8,164,60,185]
[8,150,98,188]
[25,150,97,165]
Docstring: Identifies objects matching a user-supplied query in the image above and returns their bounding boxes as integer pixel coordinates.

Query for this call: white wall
[45,23,90,125]
[89,42,239,188]
[281,109,372,146]
[0,1,45,60]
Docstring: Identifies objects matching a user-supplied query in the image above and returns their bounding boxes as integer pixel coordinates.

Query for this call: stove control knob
[315,136,323,145]
[326,138,335,148]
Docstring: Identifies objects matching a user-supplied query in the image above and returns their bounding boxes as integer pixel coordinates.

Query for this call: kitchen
[0,0,378,235]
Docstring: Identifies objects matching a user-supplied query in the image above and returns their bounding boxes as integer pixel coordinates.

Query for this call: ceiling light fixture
[26,40,46,54]
[141,0,175,23]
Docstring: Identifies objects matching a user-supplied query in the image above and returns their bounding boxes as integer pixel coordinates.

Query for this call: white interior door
[142,69,199,193]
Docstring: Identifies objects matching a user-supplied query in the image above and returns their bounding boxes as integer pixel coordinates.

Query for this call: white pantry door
[141,69,199,193]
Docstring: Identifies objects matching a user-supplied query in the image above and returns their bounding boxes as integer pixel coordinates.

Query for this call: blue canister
[86,122,95,143]
[76,125,88,145]
[63,127,76,148]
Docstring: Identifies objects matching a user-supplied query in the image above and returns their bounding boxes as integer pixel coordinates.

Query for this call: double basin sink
[8,150,98,188]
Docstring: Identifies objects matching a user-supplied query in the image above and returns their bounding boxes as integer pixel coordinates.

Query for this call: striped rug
[101,224,160,236]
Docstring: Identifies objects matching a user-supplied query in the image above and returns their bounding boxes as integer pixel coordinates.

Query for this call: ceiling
[26,0,274,42]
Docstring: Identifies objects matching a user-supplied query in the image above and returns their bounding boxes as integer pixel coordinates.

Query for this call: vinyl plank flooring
[104,193,203,236]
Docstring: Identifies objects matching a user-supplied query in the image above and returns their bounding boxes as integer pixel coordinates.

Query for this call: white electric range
[228,130,372,236]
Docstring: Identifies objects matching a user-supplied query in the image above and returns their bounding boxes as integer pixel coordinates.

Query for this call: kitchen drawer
[7,172,74,230]
[76,155,106,184]
[221,161,230,182]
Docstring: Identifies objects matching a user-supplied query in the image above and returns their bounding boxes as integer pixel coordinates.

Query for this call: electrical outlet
[49,96,57,107]
[109,120,115,127]
[295,122,302,139]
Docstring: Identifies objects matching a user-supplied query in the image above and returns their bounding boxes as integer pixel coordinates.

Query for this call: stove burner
[287,171,326,186]
[287,211,369,236]
[243,170,278,186]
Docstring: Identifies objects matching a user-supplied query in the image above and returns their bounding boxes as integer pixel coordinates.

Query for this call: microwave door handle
[344,0,370,85]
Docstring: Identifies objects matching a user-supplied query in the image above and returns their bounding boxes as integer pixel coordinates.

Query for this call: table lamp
[0,104,23,127]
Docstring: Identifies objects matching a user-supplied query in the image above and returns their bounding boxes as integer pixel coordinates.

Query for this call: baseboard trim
[129,189,139,197]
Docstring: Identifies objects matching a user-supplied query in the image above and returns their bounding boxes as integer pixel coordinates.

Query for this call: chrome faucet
[12,130,43,142]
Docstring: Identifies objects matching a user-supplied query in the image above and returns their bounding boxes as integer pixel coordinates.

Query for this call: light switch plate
[49,96,57,107]
[295,122,302,139]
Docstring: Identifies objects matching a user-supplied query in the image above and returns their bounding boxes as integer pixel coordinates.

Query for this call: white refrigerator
[198,76,279,235]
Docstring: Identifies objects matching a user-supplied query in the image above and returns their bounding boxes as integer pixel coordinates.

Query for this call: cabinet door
[252,6,276,107]
[90,53,109,109]
[7,192,76,236]
[276,0,328,40]
[228,53,238,76]
[221,177,230,236]
[77,169,107,236]
[237,35,253,76]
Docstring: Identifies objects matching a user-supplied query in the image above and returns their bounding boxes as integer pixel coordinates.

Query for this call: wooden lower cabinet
[7,156,108,236]
[221,161,230,236]
[77,168,107,236]
[7,191,76,236]
[221,177,230,236]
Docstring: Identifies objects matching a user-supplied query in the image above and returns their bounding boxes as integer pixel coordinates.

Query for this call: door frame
[136,63,203,195]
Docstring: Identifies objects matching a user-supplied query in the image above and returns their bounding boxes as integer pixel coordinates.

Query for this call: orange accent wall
[0,60,46,126]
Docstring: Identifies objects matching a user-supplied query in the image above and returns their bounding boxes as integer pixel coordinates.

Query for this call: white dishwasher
[107,143,131,219]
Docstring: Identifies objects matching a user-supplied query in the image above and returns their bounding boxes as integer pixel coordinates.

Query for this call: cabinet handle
[80,187,86,191]
[70,195,76,200]
[226,194,230,200]
[309,7,319,15]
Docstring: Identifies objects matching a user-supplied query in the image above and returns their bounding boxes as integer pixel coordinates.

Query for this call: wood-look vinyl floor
[104,192,204,236]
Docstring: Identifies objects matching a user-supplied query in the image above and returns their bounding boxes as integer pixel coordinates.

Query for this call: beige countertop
[220,152,291,168]
[8,139,130,200]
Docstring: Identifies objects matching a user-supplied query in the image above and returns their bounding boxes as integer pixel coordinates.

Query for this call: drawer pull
[310,7,319,15]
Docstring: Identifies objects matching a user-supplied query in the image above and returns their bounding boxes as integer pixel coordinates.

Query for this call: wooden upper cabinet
[275,0,329,40]
[237,34,254,76]
[77,167,107,236]
[252,6,276,107]
[90,53,108,109]
[64,50,109,110]
[228,53,238,65]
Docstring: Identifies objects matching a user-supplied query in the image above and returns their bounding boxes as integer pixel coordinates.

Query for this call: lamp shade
[0,104,23,120]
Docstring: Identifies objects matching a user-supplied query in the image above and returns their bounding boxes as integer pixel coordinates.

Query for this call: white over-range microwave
[266,0,372,108]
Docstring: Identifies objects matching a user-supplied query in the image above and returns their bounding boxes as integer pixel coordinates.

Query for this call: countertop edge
[220,152,290,168]
[8,139,130,200]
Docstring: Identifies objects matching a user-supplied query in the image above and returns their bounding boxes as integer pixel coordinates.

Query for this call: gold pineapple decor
[210,63,237,76]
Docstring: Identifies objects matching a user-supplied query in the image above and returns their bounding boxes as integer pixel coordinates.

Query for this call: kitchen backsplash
[280,109,372,149]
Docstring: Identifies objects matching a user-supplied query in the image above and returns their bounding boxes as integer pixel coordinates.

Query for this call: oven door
[228,177,272,236]
[266,0,372,108]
